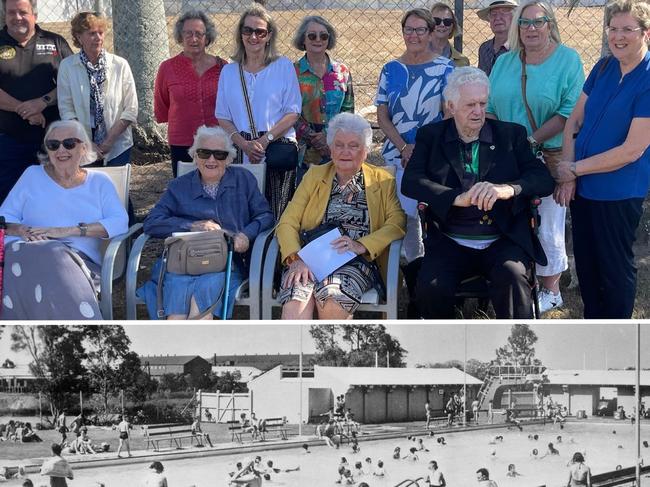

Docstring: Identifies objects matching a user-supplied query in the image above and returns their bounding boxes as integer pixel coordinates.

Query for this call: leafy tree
[494,324,541,366]
[11,325,87,418]
[310,325,407,367]
[117,352,158,403]
[81,325,132,414]
[418,359,490,381]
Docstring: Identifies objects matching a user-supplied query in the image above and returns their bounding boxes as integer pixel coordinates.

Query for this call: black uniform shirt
[0,25,73,142]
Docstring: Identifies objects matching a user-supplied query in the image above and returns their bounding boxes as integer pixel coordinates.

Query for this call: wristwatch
[78,222,88,237]
[42,94,52,106]
[570,162,578,176]
[266,132,275,142]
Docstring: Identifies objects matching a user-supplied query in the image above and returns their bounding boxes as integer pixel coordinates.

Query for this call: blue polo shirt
[576,51,650,200]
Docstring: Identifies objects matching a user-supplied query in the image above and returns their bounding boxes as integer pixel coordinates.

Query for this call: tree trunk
[112,0,169,152]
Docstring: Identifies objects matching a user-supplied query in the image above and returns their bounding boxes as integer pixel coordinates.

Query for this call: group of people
[1,0,649,319]
[0,419,41,442]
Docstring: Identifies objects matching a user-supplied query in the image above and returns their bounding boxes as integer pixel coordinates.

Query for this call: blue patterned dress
[375,57,454,261]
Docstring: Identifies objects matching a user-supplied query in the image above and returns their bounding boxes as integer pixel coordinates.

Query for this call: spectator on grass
[429,2,470,66]
[276,113,405,320]
[0,120,128,320]
[487,0,584,314]
[21,422,42,443]
[0,0,73,204]
[402,67,554,319]
[40,443,74,487]
[476,0,518,75]
[136,125,273,320]
[216,3,302,218]
[58,12,138,168]
[145,461,168,487]
[375,8,454,318]
[554,0,650,319]
[292,15,354,169]
[154,9,227,177]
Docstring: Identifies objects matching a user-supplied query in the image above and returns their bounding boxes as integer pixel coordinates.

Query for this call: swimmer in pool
[353,461,364,477]
[402,447,419,461]
[506,464,521,477]
[539,442,559,458]
[417,438,430,452]
[374,460,386,477]
[363,457,373,475]
[393,447,401,459]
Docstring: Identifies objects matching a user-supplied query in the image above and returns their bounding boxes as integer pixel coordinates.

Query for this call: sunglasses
[45,138,82,151]
[433,17,454,27]
[306,32,330,42]
[518,16,550,28]
[242,26,269,38]
[196,148,230,160]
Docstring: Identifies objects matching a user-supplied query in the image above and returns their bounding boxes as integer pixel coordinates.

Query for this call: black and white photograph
[0,323,648,486]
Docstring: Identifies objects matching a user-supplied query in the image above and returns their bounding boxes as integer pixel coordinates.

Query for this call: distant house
[0,364,39,393]
[140,355,211,381]
[210,353,317,370]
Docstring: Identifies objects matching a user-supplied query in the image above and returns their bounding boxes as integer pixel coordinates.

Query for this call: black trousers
[170,145,192,178]
[571,195,643,319]
[417,236,533,319]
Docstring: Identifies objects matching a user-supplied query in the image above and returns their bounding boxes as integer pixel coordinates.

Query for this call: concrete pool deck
[6,416,558,474]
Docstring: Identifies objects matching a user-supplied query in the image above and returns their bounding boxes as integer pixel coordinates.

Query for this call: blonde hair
[507,0,562,53]
[232,4,279,65]
[70,12,108,49]
[430,2,460,38]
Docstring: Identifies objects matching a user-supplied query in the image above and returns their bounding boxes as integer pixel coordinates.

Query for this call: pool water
[9,421,648,486]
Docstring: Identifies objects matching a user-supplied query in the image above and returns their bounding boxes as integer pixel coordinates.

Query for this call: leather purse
[163,230,228,275]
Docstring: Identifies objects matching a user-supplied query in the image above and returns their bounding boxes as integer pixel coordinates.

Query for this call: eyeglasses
[242,26,269,38]
[402,26,430,36]
[606,26,643,35]
[182,30,206,39]
[196,148,230,160]
[518,16,550,29]
[306,31,330,42]
[433,17,455,27]
[45,138,82,151]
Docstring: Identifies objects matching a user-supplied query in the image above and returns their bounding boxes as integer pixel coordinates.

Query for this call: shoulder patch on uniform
[0,46,16,60]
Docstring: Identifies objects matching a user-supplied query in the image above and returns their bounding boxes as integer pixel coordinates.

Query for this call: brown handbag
[156,230,230,319]
[520,51,563,180]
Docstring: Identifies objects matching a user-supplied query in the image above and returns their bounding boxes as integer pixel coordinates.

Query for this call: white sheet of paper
[298,228,357,282]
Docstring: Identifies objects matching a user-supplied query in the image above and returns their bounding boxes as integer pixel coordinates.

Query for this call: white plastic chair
[87,164,143,320]
[260,164,403,319]
[125,162,271,320]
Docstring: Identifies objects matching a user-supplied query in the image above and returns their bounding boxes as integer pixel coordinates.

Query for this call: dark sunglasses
[433,17,454,27]
[241,26,269,38]
[306,32,330,42]
[45,138,82,151]
[196,148,230,160]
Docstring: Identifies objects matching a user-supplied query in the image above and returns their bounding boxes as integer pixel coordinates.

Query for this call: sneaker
[538,288,563,314]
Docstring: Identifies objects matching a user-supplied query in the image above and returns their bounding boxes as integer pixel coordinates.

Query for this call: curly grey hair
[292,15,337,51]
[39,120,97,166]
[174,9,217,46]
[326,113,373,150]
[189,126,237,164]
[443,66,490,106]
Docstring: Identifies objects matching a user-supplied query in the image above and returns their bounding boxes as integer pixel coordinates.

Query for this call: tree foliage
[11,325,87,418]
[416,358,490,381]
[309,325,407,367]
[494,324,541,366]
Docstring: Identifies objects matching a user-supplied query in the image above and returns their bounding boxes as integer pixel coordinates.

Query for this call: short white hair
[443,67,490,106]
[326,113,373,150]
[188,125,237,164]
[39,120,97,166]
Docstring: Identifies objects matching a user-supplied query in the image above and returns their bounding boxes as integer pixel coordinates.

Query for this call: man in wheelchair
[402,67,554,318]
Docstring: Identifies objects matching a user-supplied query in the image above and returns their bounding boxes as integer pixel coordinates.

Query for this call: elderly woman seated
[276,112,406,320]
[137,125,274,319]
[402,67,554,319]
[0,120,128,320]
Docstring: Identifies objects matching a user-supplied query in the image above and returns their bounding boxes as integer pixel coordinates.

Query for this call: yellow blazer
[276,162,406,280]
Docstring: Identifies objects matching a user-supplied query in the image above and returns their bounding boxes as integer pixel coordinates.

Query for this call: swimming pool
[8,421,648,486]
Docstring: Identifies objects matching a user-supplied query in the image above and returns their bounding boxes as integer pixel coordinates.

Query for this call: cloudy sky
[1,324,645,370]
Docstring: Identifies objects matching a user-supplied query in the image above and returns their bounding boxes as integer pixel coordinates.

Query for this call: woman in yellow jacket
[276,113,406,319]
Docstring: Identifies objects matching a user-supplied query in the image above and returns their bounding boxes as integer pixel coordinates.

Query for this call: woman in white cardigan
[57,12,138,166]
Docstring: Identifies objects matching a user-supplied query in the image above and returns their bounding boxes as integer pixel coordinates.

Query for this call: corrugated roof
[0,364,36,379]
[139,355,208,366]
[543,369,650,386]
[315,366,483,386]
[210,354,317,370]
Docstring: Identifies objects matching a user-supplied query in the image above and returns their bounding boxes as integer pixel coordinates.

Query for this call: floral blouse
[294,55,354,143]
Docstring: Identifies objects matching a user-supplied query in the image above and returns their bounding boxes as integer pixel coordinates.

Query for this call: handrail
[394,477,424,487]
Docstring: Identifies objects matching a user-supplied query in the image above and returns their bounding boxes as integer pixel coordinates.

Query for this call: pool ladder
[394,476,424,487]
